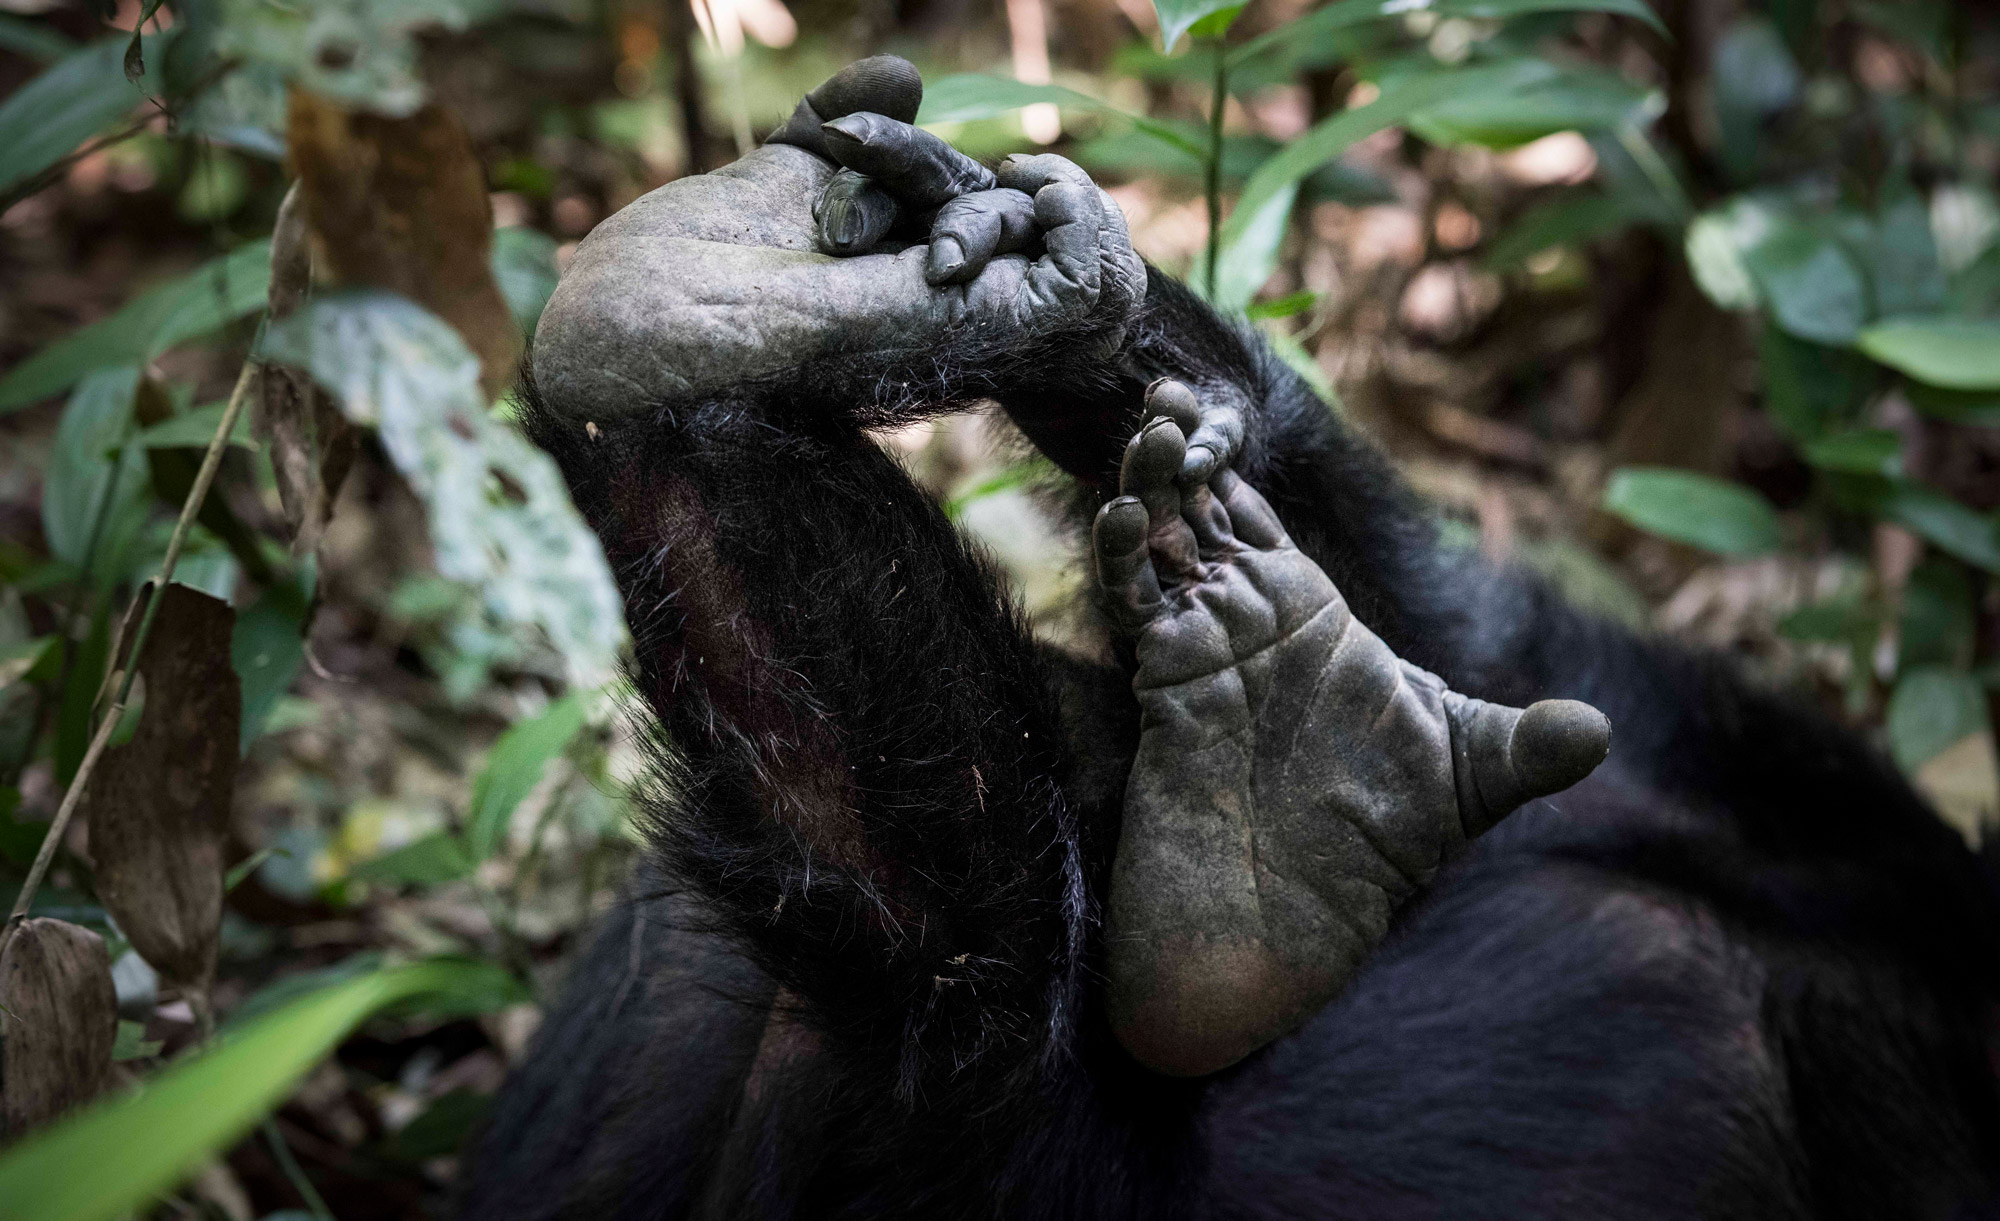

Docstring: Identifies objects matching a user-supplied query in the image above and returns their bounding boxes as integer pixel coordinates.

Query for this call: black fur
[464,270,2000,1220]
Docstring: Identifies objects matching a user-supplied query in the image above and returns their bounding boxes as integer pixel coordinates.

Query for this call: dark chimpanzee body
[463,63,2000,1221]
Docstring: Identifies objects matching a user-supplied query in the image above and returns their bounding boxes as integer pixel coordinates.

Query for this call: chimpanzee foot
[1095,381,1611,1077]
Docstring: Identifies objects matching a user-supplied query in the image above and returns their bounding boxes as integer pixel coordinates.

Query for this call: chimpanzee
[463,58,2000,1220]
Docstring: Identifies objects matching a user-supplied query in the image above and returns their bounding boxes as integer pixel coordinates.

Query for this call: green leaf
[0,15,77,62]
[491,227,559,335]
[1881,483,2000,573]
[1801,428,1901,477]
[1153,0,1244,50]
[41,367,151,586]
[1210,181,1299,311]
[1759,327,1877,442]
[1229,0,1664,70]
[0,241,273,413]
[1856,316,2000,391]
[1485,194,1645,270]
[1225,59,1557,262]
[389,1088,492,1160]
[917,75,1205,160]
[1409,66,1660,150]
[1741,218,1869,345]
[0,35,164,199]
[466,692,589,859]
[1863,193,1948,317]
[1900,559,1974,671]
[0,958,518,1221]
[110,1019,163,1062]
[352,831,473,886]
[261,292,627,686]
[944,462,1050,520]
[136,400,259,450]
[1245,290,1318,320]
[1602,467,1782,556]
[1886,666,1988,772]
[1711,18,1799,182]
[232,582,310,750]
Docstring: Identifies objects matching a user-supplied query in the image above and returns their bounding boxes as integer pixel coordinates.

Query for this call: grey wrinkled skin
[530,57,1146,423]
[1096,382,1611,1078]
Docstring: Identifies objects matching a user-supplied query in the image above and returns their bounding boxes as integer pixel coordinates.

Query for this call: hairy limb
[519,386,1090,1099]
[1095,382,1608,1076]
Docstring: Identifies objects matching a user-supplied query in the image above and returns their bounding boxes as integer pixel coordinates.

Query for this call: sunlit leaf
[1230,0,1664,69]
[0,242,273,413]
[260,292,628,685]
[0,959,520,1221]
[1245,291,1318,320]
[1152,0,1243,51]
[1210,181,1299,311]
[1887,666,1987,773]
[1602,467,1782,556]
[917,75,1205,159]
[1857,316,2000,391]
[467,692,589,860]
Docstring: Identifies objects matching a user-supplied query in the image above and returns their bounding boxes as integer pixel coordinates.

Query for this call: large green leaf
[0,958,520,1221]
[1856,316,2000,391]
[1758,327,1877,442]
[1209,181,1300,311]
[0,34,164,199]
[1741,218,1868,345]
[0,15,76,61]
[1800,428,1902,477]
[1602,467,1782,556]
[1881,483,2000,573]
[1223,59,1556,261]
[261,292,628,684]
[1229,0,1663,69]
[1886,666,1988,772]
[40,367,151,587]
[466,691,589,859]
[916,75,1205,159]
[0,241,273,413]
[1408,66,1660,150]
[1152,0,1244,51]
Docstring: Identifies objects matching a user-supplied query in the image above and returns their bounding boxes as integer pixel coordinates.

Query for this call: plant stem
[263,1119,336,1220]
[1205,41,1227,301]
[3,361,257,937]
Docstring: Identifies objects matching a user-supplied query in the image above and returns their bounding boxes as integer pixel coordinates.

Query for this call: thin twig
[3,361,258,938]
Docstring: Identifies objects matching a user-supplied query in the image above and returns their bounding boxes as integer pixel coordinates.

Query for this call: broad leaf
[1857,316,2000,391]
[1759,328,1876,442]
[1801,429,1901,477]
[1602,467,1782,556]
[1886,666,1987,773]
[1225,59,1556,259]
[1741,218,1868,345]
[0,959,521,1221]
[917,75,1206,159]
[260,292,627,685]
[40,367,151,587]
[0,35,163,199]
[1230,0,1664,69]
[1881,483,2000,573]
[1209,181,1300,311]
[1153,0,1243,51]
[466,692,589,859]
[352,831,473,886]
[232,581,311,750]
[0,242,273,413]
[1409,67,1660,150]
[0,15,76,62]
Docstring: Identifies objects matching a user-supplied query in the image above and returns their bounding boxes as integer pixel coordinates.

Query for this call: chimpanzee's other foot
[1097,380,1610,1077]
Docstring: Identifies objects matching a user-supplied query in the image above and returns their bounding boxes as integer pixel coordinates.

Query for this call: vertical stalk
[1205,41,1227,302]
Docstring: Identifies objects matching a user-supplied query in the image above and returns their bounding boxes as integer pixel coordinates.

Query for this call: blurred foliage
[0,0,1996,1214]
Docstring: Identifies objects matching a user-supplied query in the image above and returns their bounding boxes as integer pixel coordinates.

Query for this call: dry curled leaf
[82,584,241,993]
[288,90,521,400]
[256,182,355,557]
[0,918,117,1141]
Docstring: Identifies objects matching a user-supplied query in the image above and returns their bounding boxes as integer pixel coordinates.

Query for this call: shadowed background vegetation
[0,0,1996,1215]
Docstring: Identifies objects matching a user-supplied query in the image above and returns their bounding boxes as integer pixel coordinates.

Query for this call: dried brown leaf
[83,584,241,992]
[0,918,117,1141]
[257,183,355,557]
[288,90,522,400]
